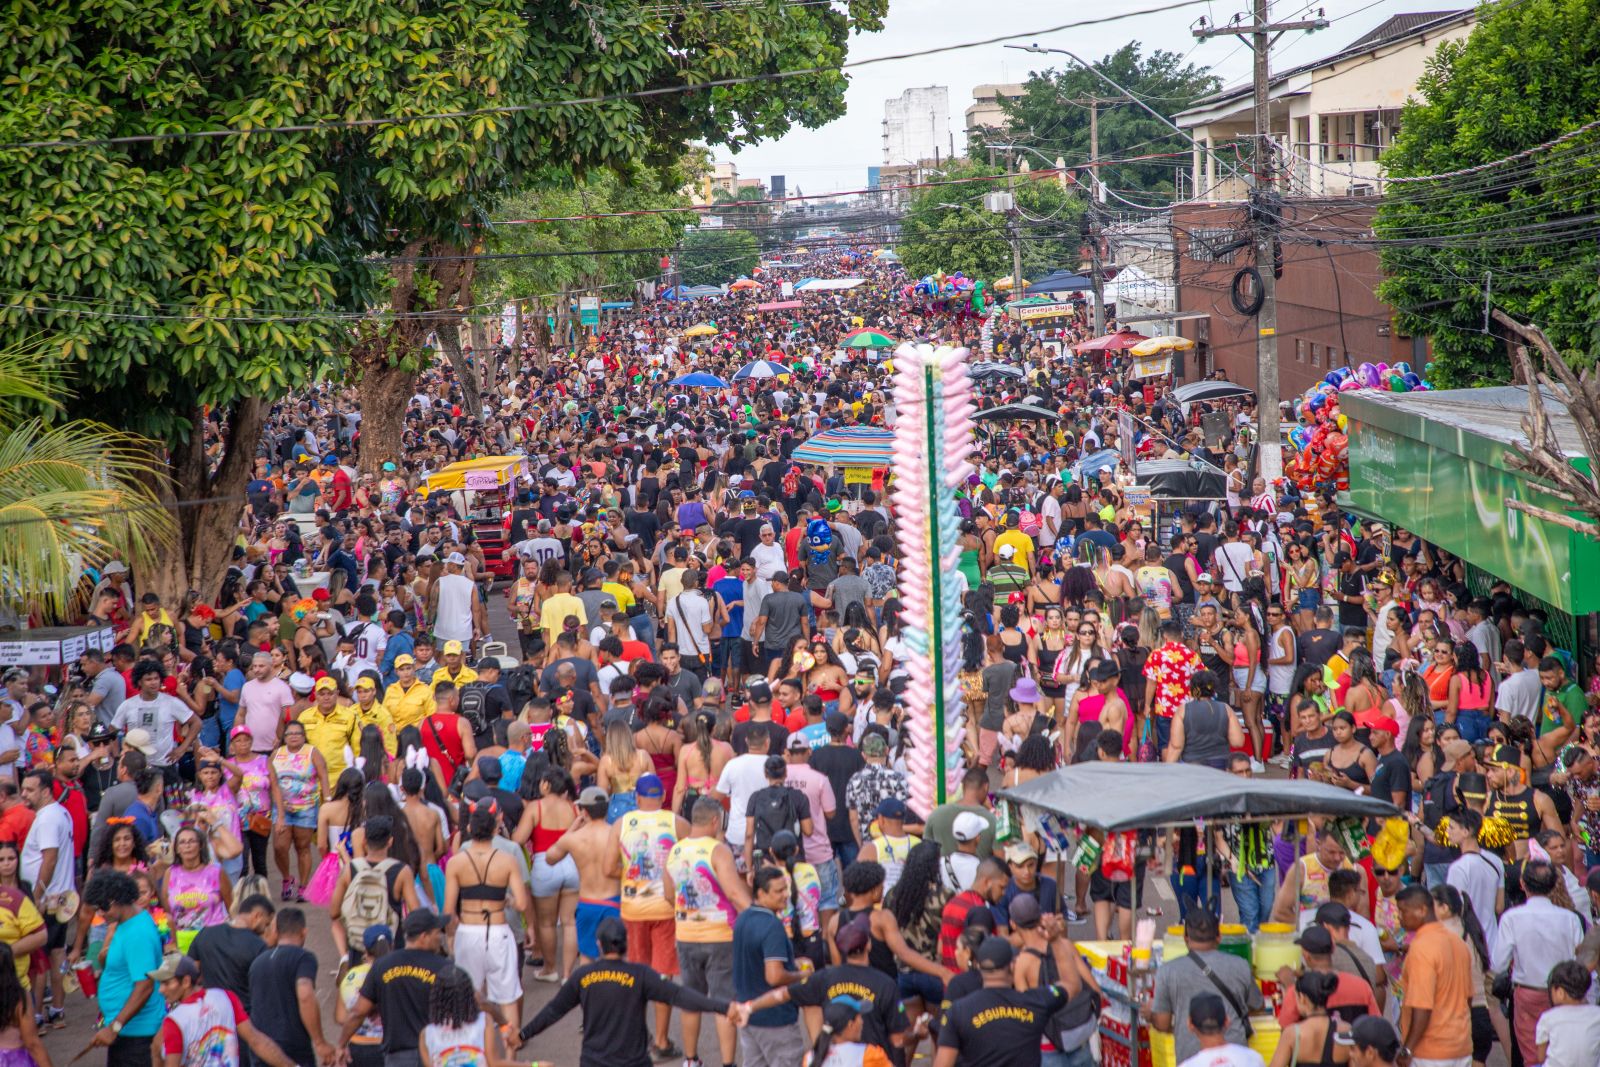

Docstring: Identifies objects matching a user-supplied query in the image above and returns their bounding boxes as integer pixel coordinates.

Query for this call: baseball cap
[834,915,872,956]
[1296,925,1334,954]
[1350,1016,1402,1060]
[578,785,610,811]
[747,680,772,704]
[1004,840,1039,865]
[875,797,908,820]
[1365,715,1400,738]
[1188,994,1229,1034]
[974,936,1014,971]
[996,543,1017,559]
[952,812,988,842]
[442,640,464,656]
[311,587,331,602]
[1195,573,1215,584]
[362,924,394,950]
[229,723,254,741]
[861,734,888,757]
[636,774,664,799]
[402,910,447,937]
[85,722,116,745]
[313,676,339,693]
[475,657,501,671]
[824,710,851,736]
[786,732,812,752]
[476,755,502,782]
[1441,738,1473,763]
[147,954,200,983]
[446,552,467,566]
[1008,893,1042,929]
[1314,901,1352,928]
[354,676,377,691]
[288,672,315,693]
[393,654,415,668]
[382,461,398,472]
[121,728,157,757]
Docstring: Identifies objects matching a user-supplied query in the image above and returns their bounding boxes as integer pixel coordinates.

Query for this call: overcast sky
[727,0,1439,194]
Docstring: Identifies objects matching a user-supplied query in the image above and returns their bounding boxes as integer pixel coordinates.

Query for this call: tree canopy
[1376,0,1600,384]
[994,43,1221,198]
[894,159,1083,281]
[0,0,886,594]
[678,229,761,287]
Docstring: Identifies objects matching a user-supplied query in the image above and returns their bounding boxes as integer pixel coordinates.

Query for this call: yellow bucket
[1248,1014,1282,1061]
[1150,1028,1176,1067]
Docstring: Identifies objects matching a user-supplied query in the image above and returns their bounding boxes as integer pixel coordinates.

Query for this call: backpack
[457,684,490,739]
[750,787,801,853]
[502,666,537,713]
[341,857,400,947]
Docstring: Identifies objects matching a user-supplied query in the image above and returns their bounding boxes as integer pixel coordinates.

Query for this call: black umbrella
[969,361,1026,381]
[972,402,1060,422]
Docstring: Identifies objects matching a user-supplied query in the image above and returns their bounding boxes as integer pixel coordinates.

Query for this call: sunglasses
[1077,628,1096,636]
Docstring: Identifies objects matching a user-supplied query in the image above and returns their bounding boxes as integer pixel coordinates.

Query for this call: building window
[1295,339,1306,363]
[1310,343,1321,368]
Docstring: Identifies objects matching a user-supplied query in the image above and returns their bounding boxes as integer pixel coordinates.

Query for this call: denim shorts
[814,857,841,912]
[283,808,317,829]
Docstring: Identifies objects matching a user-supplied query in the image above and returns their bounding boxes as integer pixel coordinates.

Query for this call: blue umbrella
[670,372,730,388]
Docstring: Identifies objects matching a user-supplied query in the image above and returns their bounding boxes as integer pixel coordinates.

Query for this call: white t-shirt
[1177,1045,1266,1067]
[1535,1003,1600,1067]
[110,693,195,767]
[715,753,771,848]
[1446,850,1505,958]
[667,591,714,657]
[940,851,980,892]
[349,620,387,666]
[1495,669,1543,722]
[750,542,787,581]
[1214,541,1255,592]
[1346,912,1387,968]
[21,803,75,898]
[515,537,564,566]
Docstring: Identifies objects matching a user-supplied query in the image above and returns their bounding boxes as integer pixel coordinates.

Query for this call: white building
[883,86,952,166]
[965,83,1026,140]
[1174,10,1476,200]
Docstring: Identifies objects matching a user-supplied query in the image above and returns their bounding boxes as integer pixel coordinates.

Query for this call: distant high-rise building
[770,175,786,200]
[867,167,881,190]
[882,87,951,165]
[965,84,1026,143]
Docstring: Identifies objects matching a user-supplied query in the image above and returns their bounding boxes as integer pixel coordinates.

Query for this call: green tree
[993,43,1221,198]
[678,228,760,287]
[895,159,1083,282]
[1375,0,1600,385]
[0,347,172,618]
[0,0,887,599]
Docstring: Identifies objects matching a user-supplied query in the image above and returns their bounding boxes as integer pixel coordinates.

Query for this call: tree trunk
[144,397,269,605]
[353,354,416,478]
[507,301,525,380]
[436,327,479,422]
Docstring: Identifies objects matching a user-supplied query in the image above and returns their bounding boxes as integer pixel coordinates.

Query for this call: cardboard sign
[844,466,873,486]
[463,469,501,491]
[1123,486,1152,508]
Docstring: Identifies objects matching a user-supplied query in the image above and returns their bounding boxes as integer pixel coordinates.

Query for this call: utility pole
[1194,1,1326,484]
[1007,148,1024,293]
[1063,94,1130,338]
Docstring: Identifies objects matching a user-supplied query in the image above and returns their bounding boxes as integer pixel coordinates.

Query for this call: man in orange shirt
[0,780,34,846]
[1396,884,1473,1067]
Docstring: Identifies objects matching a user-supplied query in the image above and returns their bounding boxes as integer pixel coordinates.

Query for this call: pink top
[191,784,241,841]
[167,863,227,931]
[1078,687,1134,756]
[1457,675,1491,711]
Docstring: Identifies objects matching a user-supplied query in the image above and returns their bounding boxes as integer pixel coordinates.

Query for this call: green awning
[1341,387,1600,616]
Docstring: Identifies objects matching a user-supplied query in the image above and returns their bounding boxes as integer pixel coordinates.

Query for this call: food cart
[999,763,1398,1067]
[1125,336,1196,404]
[421,455,531,580]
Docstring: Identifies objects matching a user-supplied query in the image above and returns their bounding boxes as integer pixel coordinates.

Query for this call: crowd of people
[5,243,1600,1067]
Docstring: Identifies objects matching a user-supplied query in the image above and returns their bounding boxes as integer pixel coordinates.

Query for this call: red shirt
[784,527,804,571]
[51,781,88,859]
[618,640,654,664]
[0,804,33,847]
[939,889,988,968]
[419,712,468,784]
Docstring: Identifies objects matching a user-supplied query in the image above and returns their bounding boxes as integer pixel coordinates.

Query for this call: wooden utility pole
[1195,1,1326,482]
[1063,94,1130,337]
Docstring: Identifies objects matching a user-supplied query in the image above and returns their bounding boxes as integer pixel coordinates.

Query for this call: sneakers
[1249,758,1266,774]
[282,877,298,902]
[650,1040,684,1062]
[1064,907,1082,924]
[1268,752,1293,769]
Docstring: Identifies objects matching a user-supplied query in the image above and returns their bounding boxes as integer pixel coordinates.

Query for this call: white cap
[996,544,1017,559]
[953,812,988,842]
[288,672,315,693]
[446,552,467,566]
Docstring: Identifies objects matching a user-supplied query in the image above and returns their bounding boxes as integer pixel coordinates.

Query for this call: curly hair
[91,821,149,872]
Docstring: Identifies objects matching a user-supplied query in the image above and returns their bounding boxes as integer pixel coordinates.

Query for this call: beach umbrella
[670,372,729,388]
[993,275,1030,292]
[1129,335,1196,356]
[681,323,718,338]
[1072,329,1150,354]
[843,331,897,349]
[732,360,790,381]
[789,427,895,467]
[729,279,760,291]
[972,402,1061,422]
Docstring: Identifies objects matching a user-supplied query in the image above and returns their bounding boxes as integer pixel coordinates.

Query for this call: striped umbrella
[789,427,895,467]
[732,359,790,381]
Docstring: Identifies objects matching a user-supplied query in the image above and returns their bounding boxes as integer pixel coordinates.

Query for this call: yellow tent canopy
[422,455,528,493]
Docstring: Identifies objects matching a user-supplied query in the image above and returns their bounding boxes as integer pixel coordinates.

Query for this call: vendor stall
[421,455,531,580]
[1000,763,1398,1067]
[1341,386,1600,657]
[0,623,118,667]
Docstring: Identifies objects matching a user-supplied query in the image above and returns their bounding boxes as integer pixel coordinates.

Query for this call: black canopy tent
[1023,270,1093,297]
[998,762,1399,831]
[969,361,1027,381]
[972,402,1060,422]
[1134,459,1227,500]
[1172,380,1255,407]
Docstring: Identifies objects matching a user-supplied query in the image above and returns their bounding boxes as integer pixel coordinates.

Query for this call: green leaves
[679,228,759,288]
[895,159,1084,282]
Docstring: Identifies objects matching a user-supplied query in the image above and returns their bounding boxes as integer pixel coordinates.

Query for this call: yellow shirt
[383,681,436,732]
[538,592,588,636]
[297,704,360,779]
[657,568,686,604]
[993,529,1036,573]
[430,665,478,693]
[619,809,677,922]
[601,581,637,614]
[0,894,42,987]
[352,699,398,757]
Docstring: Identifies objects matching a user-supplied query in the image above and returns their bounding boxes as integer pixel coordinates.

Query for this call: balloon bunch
[911,272,974,298]
[891,344,977,815]
[978,302,1003,355]
[1285,362,1433,493]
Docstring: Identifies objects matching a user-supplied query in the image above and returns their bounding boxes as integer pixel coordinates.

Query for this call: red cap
[311,588,331,602]
[1366,715,1400,737]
